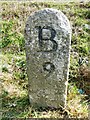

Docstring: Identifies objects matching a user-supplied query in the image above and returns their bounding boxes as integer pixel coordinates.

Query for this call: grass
[0,1,90,119]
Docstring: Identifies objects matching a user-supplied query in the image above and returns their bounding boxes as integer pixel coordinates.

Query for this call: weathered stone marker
[25,8,71,108]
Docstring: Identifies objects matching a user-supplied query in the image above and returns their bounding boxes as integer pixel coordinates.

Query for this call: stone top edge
[26,8,72,32]
[28,8,69,21]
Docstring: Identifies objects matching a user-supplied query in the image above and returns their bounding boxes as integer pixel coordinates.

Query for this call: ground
[0,1,90,119]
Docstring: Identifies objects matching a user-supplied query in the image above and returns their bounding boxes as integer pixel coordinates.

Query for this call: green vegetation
[1,1,90,119]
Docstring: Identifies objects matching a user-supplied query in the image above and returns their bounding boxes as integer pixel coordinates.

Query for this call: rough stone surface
[25,8,71,108]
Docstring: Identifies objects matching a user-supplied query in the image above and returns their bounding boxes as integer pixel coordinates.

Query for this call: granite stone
[25,8,71,108]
